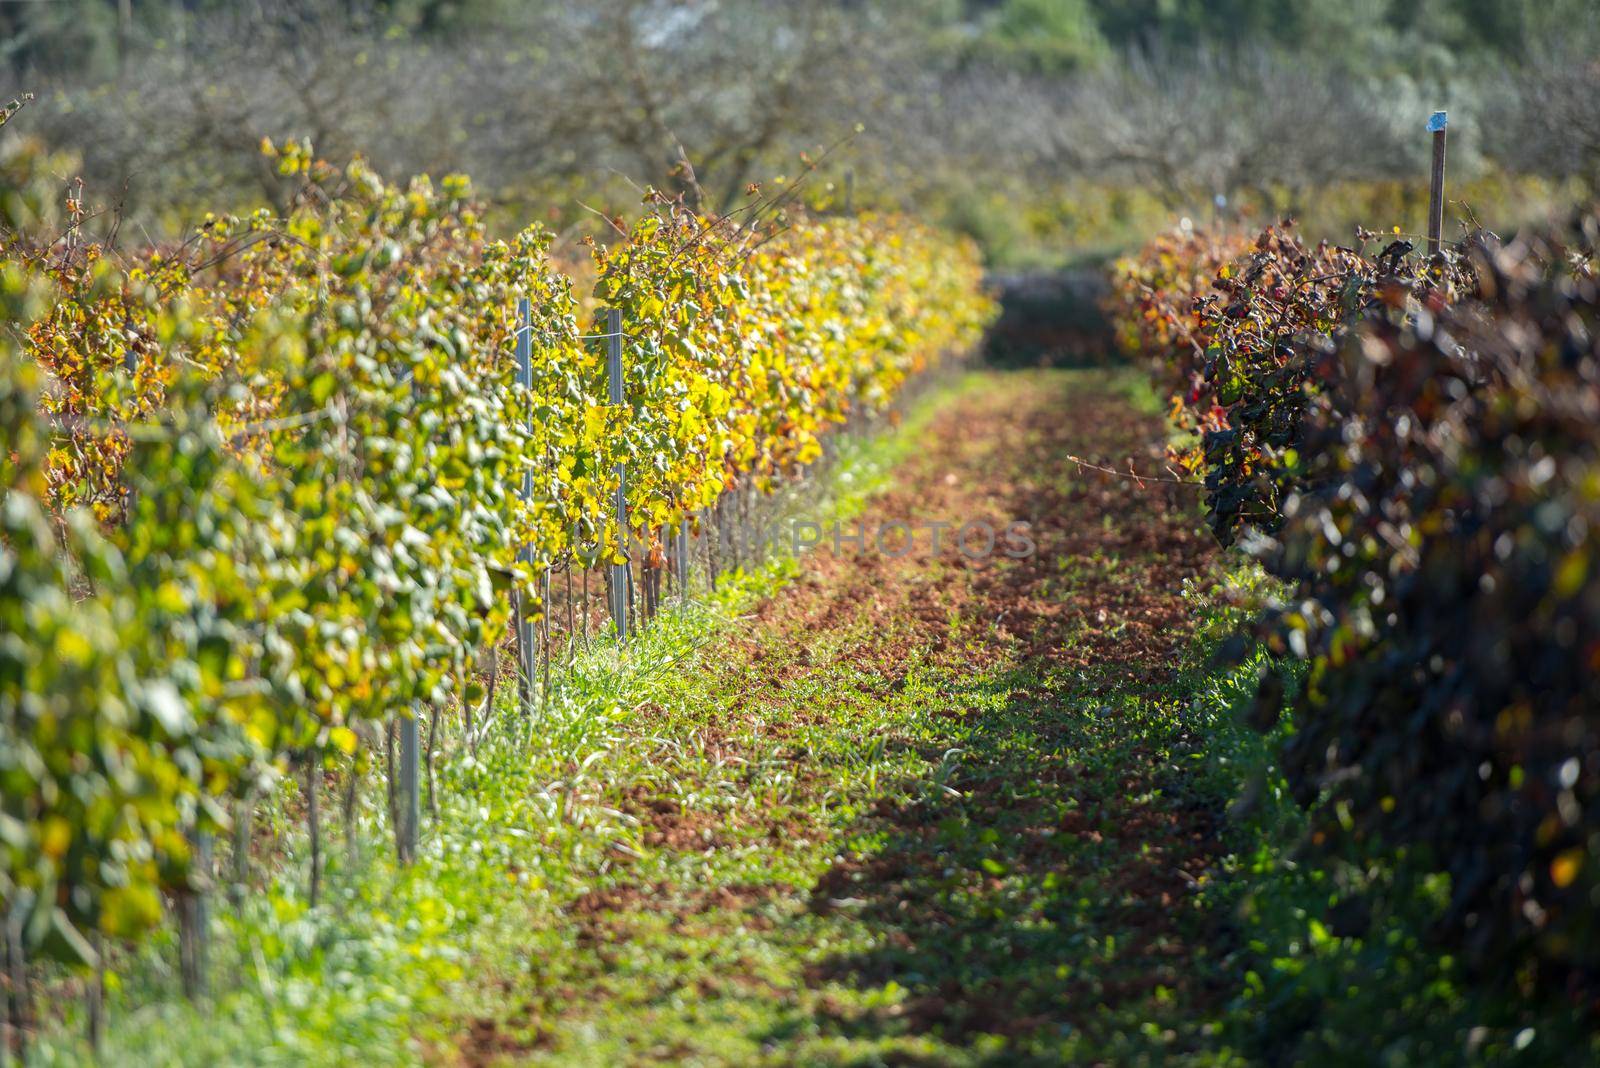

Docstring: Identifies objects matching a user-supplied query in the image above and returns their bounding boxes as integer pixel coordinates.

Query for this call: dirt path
[461,369,1230,1065]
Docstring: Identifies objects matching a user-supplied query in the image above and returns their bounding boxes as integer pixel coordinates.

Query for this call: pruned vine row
[1107,208,1600,998]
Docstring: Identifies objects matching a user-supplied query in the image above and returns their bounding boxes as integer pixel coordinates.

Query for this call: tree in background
[1,0,1595,263]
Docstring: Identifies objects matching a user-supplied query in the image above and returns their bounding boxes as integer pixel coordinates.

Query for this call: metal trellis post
[678,517,690,603]
[514,297,537,705]
[605,308,630,643]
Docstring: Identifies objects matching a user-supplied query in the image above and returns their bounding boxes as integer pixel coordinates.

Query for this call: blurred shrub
[1111,199,1600,1001]
[1266,208,1600,994]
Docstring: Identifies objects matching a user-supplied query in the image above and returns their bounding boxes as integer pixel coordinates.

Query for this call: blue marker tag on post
[1427,111,1448,132]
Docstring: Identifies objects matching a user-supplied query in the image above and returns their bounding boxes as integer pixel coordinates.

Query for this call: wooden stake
[398,710,420,864]
[178,830,210,1000]
[342,773,358,869]
[5,902,30,1064]
[679,518,690,603]
[540,569,553,702]
[87,931,104,1054]
[1427,110,1448,255]
[383,724,397,846]
[231,792,255,903]
[425,703,441,821]
[565,564,575,657]
[306,760,322,906]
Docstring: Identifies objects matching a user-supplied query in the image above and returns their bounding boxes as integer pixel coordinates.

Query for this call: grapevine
[0,141,995,978]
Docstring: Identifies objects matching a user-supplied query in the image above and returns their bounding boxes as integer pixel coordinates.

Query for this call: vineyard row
[1105,204,1600,999]
[0,129,997,1026]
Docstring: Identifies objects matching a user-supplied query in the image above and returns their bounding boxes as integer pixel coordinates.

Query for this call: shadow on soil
[792,659,1234,1060]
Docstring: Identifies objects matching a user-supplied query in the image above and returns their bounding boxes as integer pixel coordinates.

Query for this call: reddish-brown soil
[457,369,1229,1064]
